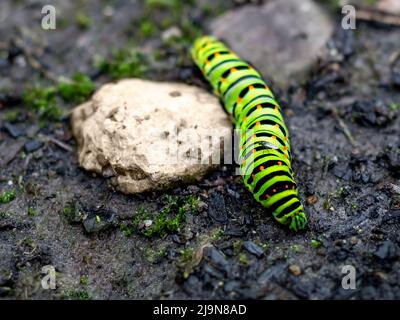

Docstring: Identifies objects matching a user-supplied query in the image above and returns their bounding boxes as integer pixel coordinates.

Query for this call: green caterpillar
[191,35,307,231]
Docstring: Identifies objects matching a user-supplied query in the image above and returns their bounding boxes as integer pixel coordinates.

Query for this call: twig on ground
[38,134,73,152]
[357,7,400,27]
[13,36,59,83]
[331,106,358,147]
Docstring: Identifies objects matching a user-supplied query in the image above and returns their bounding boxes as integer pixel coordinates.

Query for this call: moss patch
[0,189,16,204]
[96,49,147,80]
[120,195,199,239]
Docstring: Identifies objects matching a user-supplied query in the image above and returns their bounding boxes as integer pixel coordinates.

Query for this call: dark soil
[1,0,400,299]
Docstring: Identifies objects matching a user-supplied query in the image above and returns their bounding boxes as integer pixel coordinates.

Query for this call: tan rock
[71,79,232,194]
[288,264,301,276]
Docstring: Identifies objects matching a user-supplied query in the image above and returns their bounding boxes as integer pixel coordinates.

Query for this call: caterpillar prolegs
[191,36,307,231]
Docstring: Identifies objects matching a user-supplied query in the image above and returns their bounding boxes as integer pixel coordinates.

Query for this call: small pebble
[289,264,301,276]
[306,195,318,205]
[350,236,358,245]
[161,26,182,42]
[243,241,264,258]
[103,5,114,18]
[3,122,24,138]
[24,140,44,153]
[197,201,207,212]
[139,219,153,230]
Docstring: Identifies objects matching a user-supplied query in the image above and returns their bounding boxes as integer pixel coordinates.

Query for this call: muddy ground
[0,0,400,299]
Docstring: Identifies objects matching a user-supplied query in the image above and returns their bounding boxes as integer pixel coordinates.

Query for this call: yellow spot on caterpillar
[256,121,261,126]
[273,189,277,193]
[249,85,254,90]
[221,77,227,82]
[257,105,262,110]
[272,136,276,140]
[275,124,279,128]
[260,166,264,171]
[214,52,220,58]
[252,149,256,153]
[278,161,282,166]
[274,106,279,111]
[283,146,288,151]
[252,134,256,139]
[230,68,237,73]
[237,97,243,103]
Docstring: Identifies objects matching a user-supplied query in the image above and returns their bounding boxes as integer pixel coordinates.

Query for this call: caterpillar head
[276,208,307,232]
[287,211,307,231]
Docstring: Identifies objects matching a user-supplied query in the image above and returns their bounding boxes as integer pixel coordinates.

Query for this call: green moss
[58,73,94,103]
[316,0,342,11]
[23,87,62,121]
[144,195,187,238]
[390,103,400,111]
[177,247,196,279]
[22,237,34,247]
[144,206,184,238]
[120,206,150,237]
[145,0,180,9]
[144,245,167,264]
[311,239,322,249]
[323,193,333,211]
[139,19,157,37]
[239,253,249,266]
[185,195,199,213]
[96,49,147,80]
[3,110,19,122]
[144,196,196,238]
[233,240,242,255]
[75,12,92,29]
[0,189,16,204]
[57,16,69,29]
[63,289,91,300]
[62,205,74,219]
[161,16,174,29]
[179,248,194,264]
[364,0,378,5]
[23,72,94,121]
[291,244,302,253]
[27,207,38,217]
[0,211,9,219]
[79,275,89,285]
[120,195,196,239]
[120,222,135,237]
[212,228,226,241]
